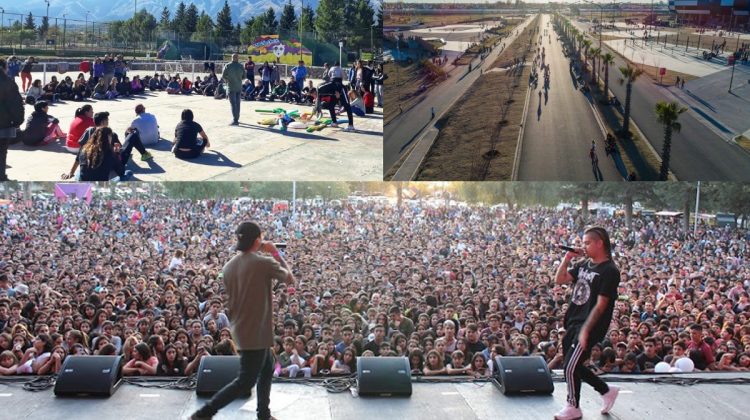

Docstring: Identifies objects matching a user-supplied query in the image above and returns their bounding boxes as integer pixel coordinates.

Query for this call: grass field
[414,15,540,181]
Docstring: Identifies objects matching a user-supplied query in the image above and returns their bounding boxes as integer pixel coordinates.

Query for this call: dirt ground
[384,61,430,125]
[414,16,540,181]
[386,13,508,28]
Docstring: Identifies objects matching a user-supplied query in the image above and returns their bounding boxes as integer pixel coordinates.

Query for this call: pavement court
[5,70,383,181]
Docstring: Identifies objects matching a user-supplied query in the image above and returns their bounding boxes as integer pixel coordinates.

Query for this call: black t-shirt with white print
[564,258,620,342]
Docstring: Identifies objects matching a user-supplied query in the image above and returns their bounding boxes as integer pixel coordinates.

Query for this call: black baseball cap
[94,112,110,126]
[235,221,261,251]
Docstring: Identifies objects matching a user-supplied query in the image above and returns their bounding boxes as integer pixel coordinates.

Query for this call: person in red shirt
[688,323,715,370]
[65,105,95,153]
[362,88,374,114]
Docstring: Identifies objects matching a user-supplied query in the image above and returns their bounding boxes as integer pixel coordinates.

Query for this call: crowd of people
[0,197,748,379]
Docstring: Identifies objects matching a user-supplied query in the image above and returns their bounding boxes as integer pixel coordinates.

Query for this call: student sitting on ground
[241,79,255,100]
[129,104,160,146]
[131,76,144,94]
[172,109,210,160]
[55,77,74,101]
[66,105,95,153]
[180,77,193,95]
[285,77,302,104]
[16,101,67,146]
[166,77,181,94]
[72,79,89,101]
[42,76,61,103]
[106,78,119,99]
[302,81,315,105]
[347,89,366,117]
[269,80,287,101]
[363,87,374,114]
[25,79,44,105]
[92,78,108,99]
[77,127,132,182]
[117,76,132,97]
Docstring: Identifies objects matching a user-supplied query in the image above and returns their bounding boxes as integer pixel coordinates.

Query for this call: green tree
[299,6,315,34]
[185,3,199,34]
[651,183,697,237]
[195,12,215,42]
[618,65,643,137]
[159,7,172,30]
[279,0,297,37]
[263,8,278,35]
[706,183,750,228]
[376,0,383,31]
[24,13,35,31]
[560,183,603,224]
[173,2,187,36]
[241,18,258,44]
[600,52,615,101]
[343,0,357,34]
[315,0,344,42]
[600,183,655,231]
[163,182,243,199]
[39,16,49,37]
[654,101,687,181]
[355,0,375,48]
[215,0,234,43]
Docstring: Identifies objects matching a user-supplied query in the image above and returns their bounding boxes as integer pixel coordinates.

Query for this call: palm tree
[655,101,687,181]
[589,47,600,83]
[601,52,615,101]
[582,39,592,72]
[618,65,643,137]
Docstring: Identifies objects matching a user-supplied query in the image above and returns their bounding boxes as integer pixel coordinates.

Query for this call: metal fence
[18,60,334,86]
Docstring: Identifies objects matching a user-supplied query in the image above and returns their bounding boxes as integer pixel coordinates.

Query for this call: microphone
[557,245,579,253]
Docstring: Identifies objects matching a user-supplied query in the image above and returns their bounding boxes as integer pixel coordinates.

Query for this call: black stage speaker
[493,356,554,395]
[196,356,251,398]
[54,355,123,397]
[357,356,412,396]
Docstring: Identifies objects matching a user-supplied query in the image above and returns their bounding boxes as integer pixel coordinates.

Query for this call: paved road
[573,20,750,181]
[519,14,621,181]
[384,15,536,173]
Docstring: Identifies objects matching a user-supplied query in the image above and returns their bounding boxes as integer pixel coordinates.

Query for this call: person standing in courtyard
[190,221,295,420]
[553,226,621,420]
[222,54,245,126]
[0,58,25,181]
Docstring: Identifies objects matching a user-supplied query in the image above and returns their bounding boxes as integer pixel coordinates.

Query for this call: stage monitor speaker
[196,356,251,398]
[54,355,123,397]
[493,356,554,395]
[357,356,412,396]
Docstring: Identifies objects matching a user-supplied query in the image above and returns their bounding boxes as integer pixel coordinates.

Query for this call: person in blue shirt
[291,60,307,91]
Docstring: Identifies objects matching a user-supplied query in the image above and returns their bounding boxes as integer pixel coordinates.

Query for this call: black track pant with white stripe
[562,326,610,408]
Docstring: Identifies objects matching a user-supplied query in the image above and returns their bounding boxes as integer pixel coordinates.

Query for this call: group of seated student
[55,105,158,181]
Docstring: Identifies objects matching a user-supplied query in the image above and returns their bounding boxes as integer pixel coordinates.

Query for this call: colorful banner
[247,35,312,66]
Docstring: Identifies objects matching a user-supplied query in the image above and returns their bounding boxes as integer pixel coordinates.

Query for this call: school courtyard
[5,71,383,182]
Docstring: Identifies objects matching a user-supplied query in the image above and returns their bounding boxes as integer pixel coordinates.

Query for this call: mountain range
[0,0,317,24]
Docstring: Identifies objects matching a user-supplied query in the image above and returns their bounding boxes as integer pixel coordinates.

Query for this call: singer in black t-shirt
[553,227,621,420]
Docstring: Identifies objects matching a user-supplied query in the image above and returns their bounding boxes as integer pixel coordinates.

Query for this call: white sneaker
[601,385,620,414]
[345,125,355,132]
[554,403,582,420]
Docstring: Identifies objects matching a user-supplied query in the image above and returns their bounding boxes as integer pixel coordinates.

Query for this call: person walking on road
[190,221,295,420]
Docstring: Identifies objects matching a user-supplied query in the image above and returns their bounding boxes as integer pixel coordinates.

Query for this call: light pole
[62,13,66,53]
[45,0,49,37]
[339,39,343,65]
[299,0,303,61]
[1,7,4,47]
[729,56,736,92]
[85,11,90,46]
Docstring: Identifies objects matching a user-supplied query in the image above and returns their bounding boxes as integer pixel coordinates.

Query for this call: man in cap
[191,221,294,420]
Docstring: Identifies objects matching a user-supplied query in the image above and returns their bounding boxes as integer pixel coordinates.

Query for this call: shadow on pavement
[245,124,339,141]
[179,150,242,168]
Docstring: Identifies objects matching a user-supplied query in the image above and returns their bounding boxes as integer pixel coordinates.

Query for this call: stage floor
[1,373,748,420]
